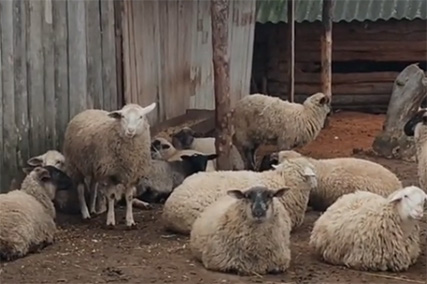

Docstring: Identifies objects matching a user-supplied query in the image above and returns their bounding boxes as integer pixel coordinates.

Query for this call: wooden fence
[0,0,122,191]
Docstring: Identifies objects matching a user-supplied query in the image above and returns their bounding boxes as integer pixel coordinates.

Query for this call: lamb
[135,152,218,203]
[232,92,331,170]
[0,166,73,261]
[309,186,426,272]
[62,102,156,227]
[190,186,291,275]
[260,150,403,211]
[162,157,317,235]
[404,109,427,192]
[171,126,245,170]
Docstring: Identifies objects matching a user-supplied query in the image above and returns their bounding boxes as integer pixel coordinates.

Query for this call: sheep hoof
[269,268,283,275]
[104,223,116,230]
[126,220,137,229]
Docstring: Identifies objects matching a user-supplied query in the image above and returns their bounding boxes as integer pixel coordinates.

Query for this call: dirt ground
[1,111,426,284]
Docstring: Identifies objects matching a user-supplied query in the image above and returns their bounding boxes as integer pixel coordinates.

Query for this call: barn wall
[0,0,122,192]
[122,0,256,125]
[251,19,427,112]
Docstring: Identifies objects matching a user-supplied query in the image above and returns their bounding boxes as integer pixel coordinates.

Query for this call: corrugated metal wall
[122,0,257,125]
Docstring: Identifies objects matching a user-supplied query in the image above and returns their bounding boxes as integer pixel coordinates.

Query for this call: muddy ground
[1,111,426,284]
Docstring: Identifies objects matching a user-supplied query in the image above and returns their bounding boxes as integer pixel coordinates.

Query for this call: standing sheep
[232,92,331,169]
[404,109,427,192]
[190,186,291,275]
[261,150,403,210]
[171,126,245,170]
[0,166,73,261]
[63,102,156,227]
[162,157,317,234]
[309,186,426,272]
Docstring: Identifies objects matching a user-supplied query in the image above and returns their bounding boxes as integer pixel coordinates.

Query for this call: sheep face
[27,150,65,171]
[24,166,73,200]
[108,103,156,139]
[305,92,331,114]
[150,138,172,159]
[404,109,427,137]
[171,127,196,149]
[180,153,218,172]
[227,186,289,222]
[388,186,427,220]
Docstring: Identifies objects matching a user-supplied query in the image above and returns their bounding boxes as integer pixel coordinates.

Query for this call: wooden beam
[211,0,232,170]
[321,0,333,98]
[287,0,295,102]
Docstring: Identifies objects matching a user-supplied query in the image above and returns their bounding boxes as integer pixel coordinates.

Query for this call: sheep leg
[132,198,151,209]
[88,179,98,215]
[125,186,136,228]
[77,183,91,219]
[106,192,116,227]
[243,146,257,170]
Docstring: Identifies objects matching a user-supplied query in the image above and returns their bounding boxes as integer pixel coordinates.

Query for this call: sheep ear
[22,167,34,175]
[108,111,123,119]
[227,190,245,199]
[37,168,51,182]
[273,187,290,198]
[27,155,43,166]
[303,166,316,177]
[388,193,403,203]
[180,155,191,160]
[422,115,427,124]
[271,164,279,169]
[207,154,218,160]
[141,102,156,116]
[161,144,171,150]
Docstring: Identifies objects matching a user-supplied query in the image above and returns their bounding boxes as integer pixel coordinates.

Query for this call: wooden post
[287,0,295,102]
[211,0,232,170]
[321,0,333,98]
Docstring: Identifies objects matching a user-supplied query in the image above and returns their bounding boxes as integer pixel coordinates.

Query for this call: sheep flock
[1,94,426,281]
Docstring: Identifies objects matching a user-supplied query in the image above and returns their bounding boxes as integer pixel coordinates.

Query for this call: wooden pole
[321,0,333,98]
[211,0,232,170]
[287,0,295,102]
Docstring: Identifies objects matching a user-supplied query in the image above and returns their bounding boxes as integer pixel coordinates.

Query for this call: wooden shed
[251,0,427,112]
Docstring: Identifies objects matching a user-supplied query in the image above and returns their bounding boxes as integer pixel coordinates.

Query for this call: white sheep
[0,166,73,261]
[309,186,426,272]
[232,92,331,169]
[171,126,245,170]
[162,157,317,235]
[262,150,403,211]
[404,109,427,192]
[190,186,291,275]
[62,103,156,227]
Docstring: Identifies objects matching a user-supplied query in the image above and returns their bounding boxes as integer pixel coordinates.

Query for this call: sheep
[62,102,156,227]
[0,166,73,261]
[404,109,427,192]
[309,186,427,272]
[150,137,216,172]
[190,186,291,275]
[171,126,245,170]
[134,152,218,203]
[232,92,331,170]
[260,150,403,211]
[162,157,317,235]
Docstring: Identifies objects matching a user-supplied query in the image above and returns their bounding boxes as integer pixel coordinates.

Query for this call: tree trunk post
[211,0,232,170]
[321,0,333,99]
[287,0,295,102]
[372,64,427,161]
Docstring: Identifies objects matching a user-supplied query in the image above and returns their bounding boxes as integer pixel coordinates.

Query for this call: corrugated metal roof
[256,0,427,23]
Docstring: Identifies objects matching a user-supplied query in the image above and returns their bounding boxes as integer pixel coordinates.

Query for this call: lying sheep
[150,137,216,171]
[63,103,156,227]
[261,150,403,211]
[162,157,317,235]
[171,126,245,170]
[310,186,426,272]
[232,92,331,170]
[190,186,291,275]
[135,153,218,203]
[404,109,427,192]
[0,166,73,261]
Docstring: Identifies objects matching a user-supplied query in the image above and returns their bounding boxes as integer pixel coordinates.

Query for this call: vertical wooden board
[43,0,56,150]
[240,0,256,99]
[100,0,118,111]
[86,0,103,110]
[67,0,87,118]
[13,0,30,173]
[122,0,137,109]
[153,0,165,123]
[27,0,45,157]
[114,0,124,108]
[122,0,131,106]
[53,0,69,149]
[1,0,17,191]
[0,0,4,190]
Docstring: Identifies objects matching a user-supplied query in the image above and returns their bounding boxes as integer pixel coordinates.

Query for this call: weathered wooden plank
[293,82,393,95]
[292,51,426,62]
[67,0,87,117]
[85,0,103,109]
[27,0,45,158]
[43,0,56,150]
[13,0,30,173]
[0,0,4,190]
[53,0,69,149]
[114,0,124,108]
[1,0,17,191]
[100,0,118,111]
